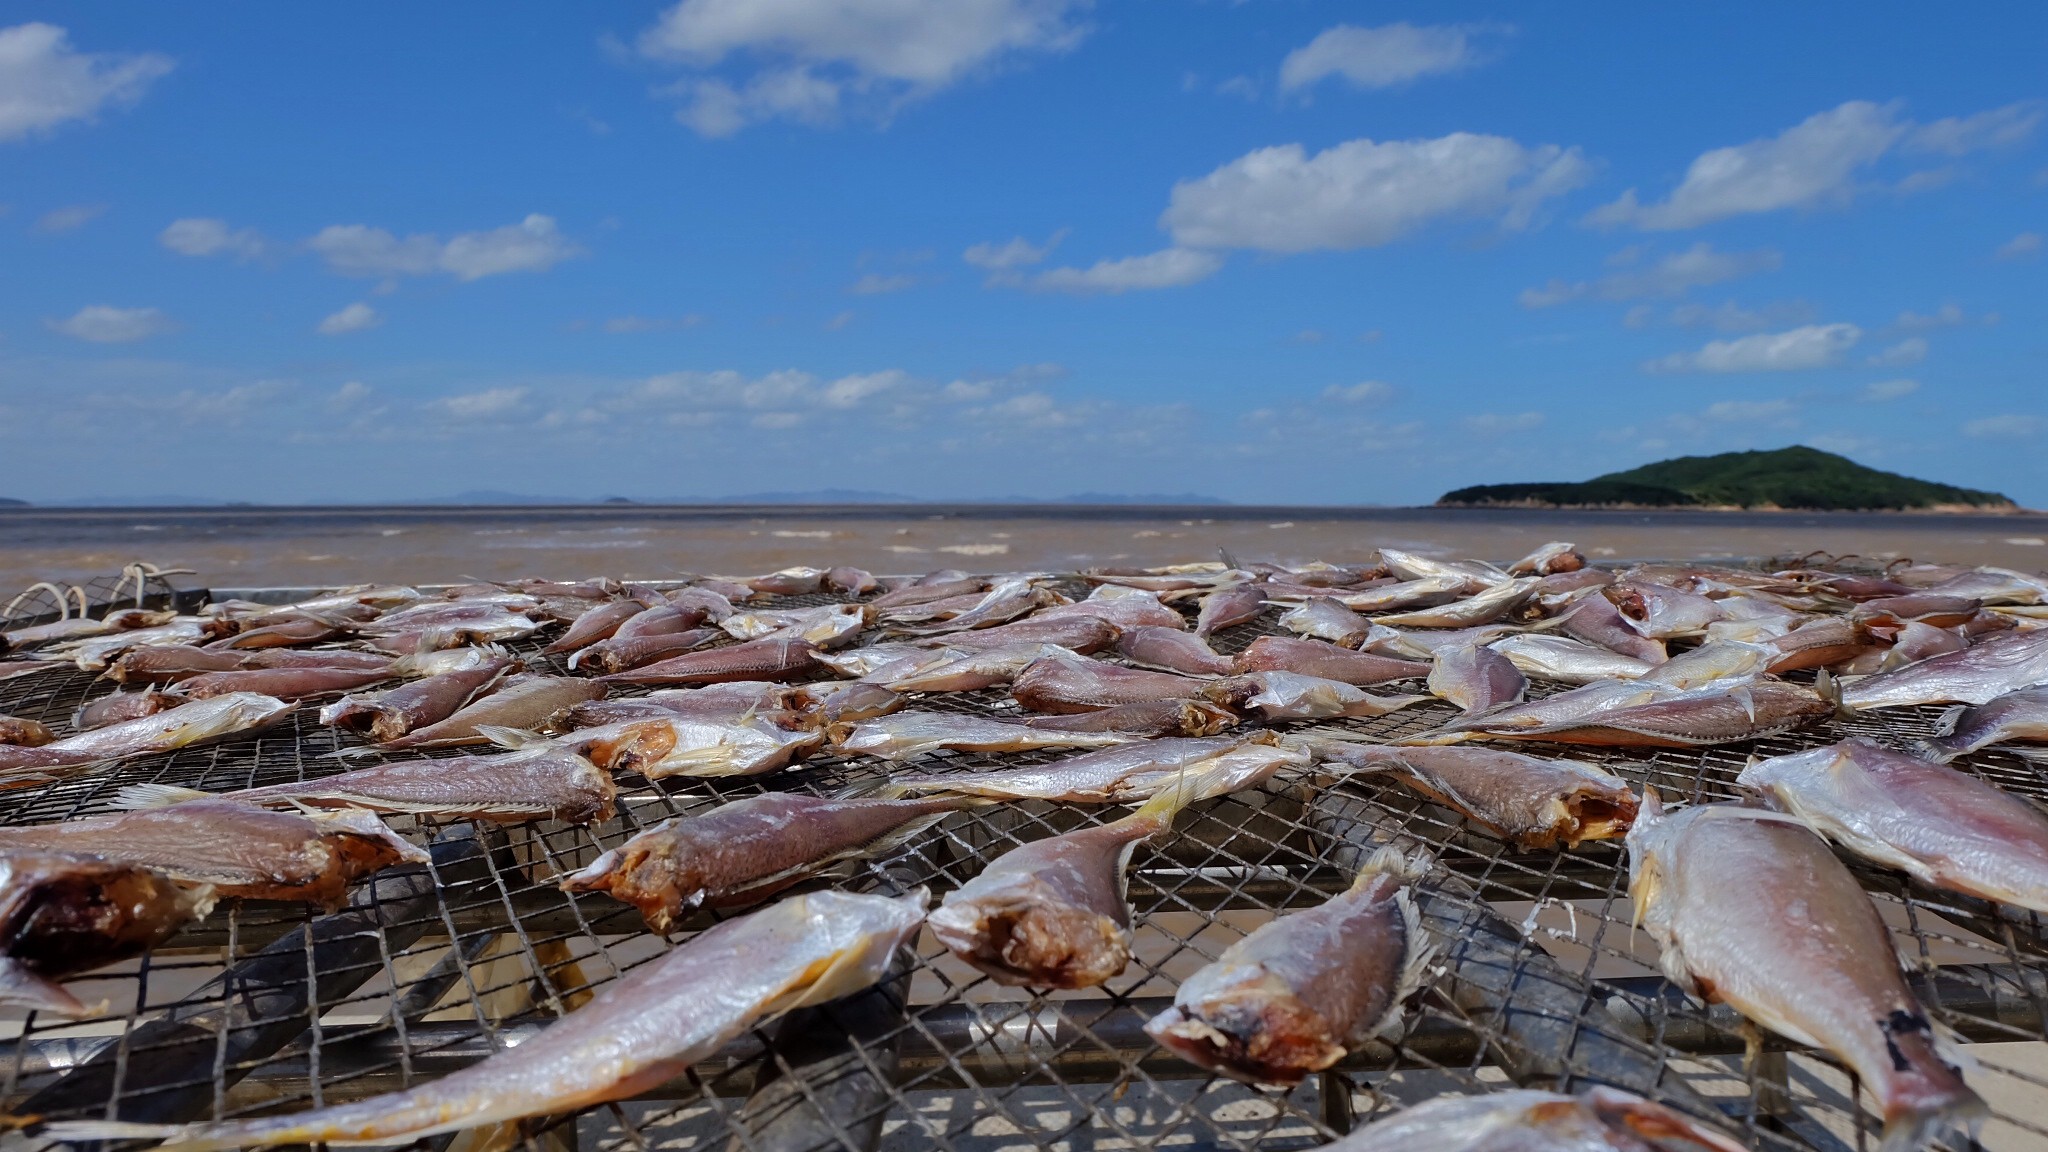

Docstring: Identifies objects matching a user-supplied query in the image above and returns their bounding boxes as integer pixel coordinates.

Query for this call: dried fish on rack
[0,713,55,746]
[1841,628,2048,710]
[317,651,514,740]
[51,889,929,1151]
[370,674,605,751]
[543,714,824,778]
[0,692,293,784]
[0,852,213,1016]
[832,711,1137,759]
[885,734,1299,803]
[1310,739,1638,849]
[1233,635,1429,685]
[598,636,824,685]
[1320,1087,1746,1152]
[1426,642,1527,713]
[1915,684,2048,760]
[1012,651,1214,713]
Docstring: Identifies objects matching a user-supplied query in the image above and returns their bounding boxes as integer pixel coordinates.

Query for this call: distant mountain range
[5,490,1234,508]
[1439,446,2016,512]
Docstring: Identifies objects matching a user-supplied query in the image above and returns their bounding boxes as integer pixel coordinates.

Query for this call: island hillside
[1437,446,2015,512]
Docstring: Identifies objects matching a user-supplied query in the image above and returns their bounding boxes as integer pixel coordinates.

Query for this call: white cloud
[1519,243,1779,307]
[311,215,582,281]
[1997,232,2041,261]
[849,272,917,295]
[1462,411,1544,434]
[160,217,267,260]
[1704,399,1797,423]
[964,231,1063,271]
[1893,304,1966,332]
[46,304,175,343]
[1647,323,1861,373]
[1322,380,1393,403]
[1867,337,1927,367]
[1592,100,2043,231]
[1903,102,2042,156]
[1030,247,1221,293]
[1163,133,1589,254]
[1667,300,1814,332]
[0,23,172,143]
[317,302,381,336]
[329,381,372,410]
[1861,378,1918,402]
[34,203,102,233]
[1963,414,2042,440]
[639,0,1087,135]
[1278,23,1491,92]
[822,369,908,407]
[436,387,529,420]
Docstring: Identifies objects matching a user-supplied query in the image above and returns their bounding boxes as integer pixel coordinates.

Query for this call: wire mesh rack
[0,576,2044,1152]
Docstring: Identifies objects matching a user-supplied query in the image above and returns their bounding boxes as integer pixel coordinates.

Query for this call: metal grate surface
[0,580,2044,1152]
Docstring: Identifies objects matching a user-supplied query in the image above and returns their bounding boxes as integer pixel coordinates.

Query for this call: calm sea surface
[3,504,2045,593]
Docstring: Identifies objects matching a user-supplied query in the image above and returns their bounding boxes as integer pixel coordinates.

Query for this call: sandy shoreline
[4,504,2046,593]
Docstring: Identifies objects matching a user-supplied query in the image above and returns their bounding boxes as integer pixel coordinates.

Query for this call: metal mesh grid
[0,579,2042,1152]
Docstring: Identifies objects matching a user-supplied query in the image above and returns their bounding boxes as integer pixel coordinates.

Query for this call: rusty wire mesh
[0,577,2043,1152]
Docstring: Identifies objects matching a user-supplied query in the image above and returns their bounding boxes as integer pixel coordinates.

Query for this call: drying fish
[1374,577,1537,629]
[745,566,828,596]
[1427,643,1527,713]
[833,710,1137,760]
[791,681,904,726]
[1740,738,2048,912]
[1766,616,1886,673]
[1312,740,1637,849]
[1549,594,1666,664]
[599,637,823,685]
[0,659,68,682]
[900,578,1063,634]
[817,643,929,678]
[1145,847,1430,1086]
[724,603,868,647]
[1841,629,2048,710]
[0,692,293,785]
[52,888,928,1152]
[1331,575,1472,614]
[1507,540,1587,576]
[914,614,1120,654]
[928,755,1248,988]
[368,597,541,633]
[318,655,515,741]
[71,686,178,732]
[886,734,1301,804]
[1859,594,1983,628]
[1212,671,1426,721]
[825,565,877,595]
[1529,568,1614,609]
[372,675,605,751]
[1037,592,1187,632]
[1916,685,2048,761]
[568,628,723,673]
[0,852,213,1016]
[116,746,615,826]
[3,607,173,652]
[566,682,801,727]
[0,714,54,746]
[248,648,398,672]
[1490,634,1653,684]
[0,800,425,904]
[546,714,823,779]
[883,643,1069,692]
[1021,699,1239,738]
[870,575,986,610]
[210,612,355,649]
[1842,620,1969,675]
[1638,639,1774,689]
[1627,796,1983,1149]
[1605,581,1723,638]
[1428,679,1829,748]
[1378,549,1508,586]
[1013,652,1211,713]
[174,664,391,701]
[1278,597,1378,646]
[1923,566,2048,606]
[565,793,972,928]
[1194,581,1268,636]
[1320,1087,1748,1152]
[60,618,221,671]
[1117,626,1233,676]
[1233,635,1428,686]
[543,599,647,654]
[665,585,737,622]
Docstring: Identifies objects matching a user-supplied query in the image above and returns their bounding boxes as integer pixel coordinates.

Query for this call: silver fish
[885,734,1299,803]
[175,664,392,701]
[1278,597,1378,646]
[1213,671,1425,720]
[1312,740,1637,849]
[1035,591,1187,631]
[883,643,1069,692]
[1428,679,1830,748]
[1628,797,1983,1149]
[1332,575,1472,613]
[723,603,868,648]
[1740,738,2048,912]
[1506,540,1587,576]
[914,613,1122,653]
[1316,1087,1747,1152]
[1144,847,1431,1086]
[1,692,293,784]
[1374,577,1538,629]
[52,889,928,1152]
[318,656,514,741]
[1489,634,1653,684]
[1841,629,2048,710]
[1117,626,1233,676]
[1377,548,1508,586]
[59,617,219,671]
[1194,581,1268,636]
[1549,593,1666,664]
[542,599,647,655]
[549,715,823,778]
[1233,635,1429,686]
[818,643,931,678]
[1427,643,1527,713]
[1013,651,1212,712]
[375,675,605,750]
[832,711,1135,760]
[71,686,179,732]
[3,607,173,652]
[1605,582,1723,638]
[1916,685,2048,761]
[599,637,824,685]
[1636,638,1773,689]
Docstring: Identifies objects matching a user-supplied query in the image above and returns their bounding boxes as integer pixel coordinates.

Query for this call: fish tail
[1352,844,1434,887]
[1908,737,1960,763]
[110,782,213,810]
[0,958,90,1017]
[1814,668,1855,718]
[476,724,548,750]
[1929,705,1966,739]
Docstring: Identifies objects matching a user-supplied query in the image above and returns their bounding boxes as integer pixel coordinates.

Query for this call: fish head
[1580,1087,1751,1152]
[595,720,679,775]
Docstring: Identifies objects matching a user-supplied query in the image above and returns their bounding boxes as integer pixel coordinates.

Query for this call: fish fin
[1815,668,1855,718]
[476,724,547,750]
[1351,845,1434,888]
[1929,705,1966,739]
[1907,738,1959,763]
[0,958,91,1017]
[831,777,901,800]
[1374,886,1439,1036]
[109,782,212,810]
[38,1121,187,1145]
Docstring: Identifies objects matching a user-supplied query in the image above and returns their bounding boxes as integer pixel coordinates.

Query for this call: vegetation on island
[1438,446,2015,512]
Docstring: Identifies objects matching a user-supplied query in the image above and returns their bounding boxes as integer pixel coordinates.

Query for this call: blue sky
[1,3,2042,505]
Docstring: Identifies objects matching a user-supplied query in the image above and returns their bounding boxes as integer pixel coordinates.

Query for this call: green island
[1437,445,2016,512]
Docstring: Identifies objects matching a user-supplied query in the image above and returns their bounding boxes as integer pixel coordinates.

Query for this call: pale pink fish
[1312,1087,1747,1152]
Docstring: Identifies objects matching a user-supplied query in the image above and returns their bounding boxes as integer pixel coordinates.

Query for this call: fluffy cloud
[1665,300,1814,332]
[1892,304,1968,332]
[849,272,917,295]
[1703,399,1798,423]
[1163,133,1589,253]
[1646,323,1861,373]
[964,231,1063,271]
[1278,23,1491,92]
[0,23,172,143]
[1030,247,1221,293]
[160,217,267,260]
[1997,232,2041,261]
[436,387,529,421]
[1590,100,2042,230]
[1867,337,1927,367]
[1323,380,1394,403]
[46,304,176,343]
[1519,243,1780,307]
[317,302,382,336]
[34,203,102,233]
[1861,378,1918,402]
[1963,414,2042,440]
[639,0,1087,136]
[310,215,582,281]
